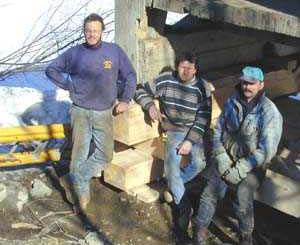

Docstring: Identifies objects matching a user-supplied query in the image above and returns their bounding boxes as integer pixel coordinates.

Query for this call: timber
[104,149,161,191]
[255,169,300,218]
[133,136,165,160]
[113,102,160,146]
[144,0,300,40]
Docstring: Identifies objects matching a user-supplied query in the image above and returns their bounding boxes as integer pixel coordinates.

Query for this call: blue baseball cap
[239,66,264,83]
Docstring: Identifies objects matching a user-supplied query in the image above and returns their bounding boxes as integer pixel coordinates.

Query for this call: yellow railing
[0,124,70,167]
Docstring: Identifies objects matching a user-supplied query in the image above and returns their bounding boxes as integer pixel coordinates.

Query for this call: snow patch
[0,71,71,127]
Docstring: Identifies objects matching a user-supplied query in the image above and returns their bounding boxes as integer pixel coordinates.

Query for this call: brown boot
[193,226,209,245]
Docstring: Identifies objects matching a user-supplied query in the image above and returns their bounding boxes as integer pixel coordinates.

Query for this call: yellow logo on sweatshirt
[103,60,113,69]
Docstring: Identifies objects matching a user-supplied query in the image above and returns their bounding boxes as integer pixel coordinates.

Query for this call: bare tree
[0,0,114,78]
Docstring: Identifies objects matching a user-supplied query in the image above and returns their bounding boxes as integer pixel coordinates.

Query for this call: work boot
[239,232,253,245]
[59,174,75,204]
[193,226,209,245]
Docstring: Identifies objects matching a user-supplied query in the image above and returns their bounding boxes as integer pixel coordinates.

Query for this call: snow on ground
[0,71,71,127]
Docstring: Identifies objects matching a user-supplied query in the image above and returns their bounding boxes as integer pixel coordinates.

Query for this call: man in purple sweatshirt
[46,13,137,211]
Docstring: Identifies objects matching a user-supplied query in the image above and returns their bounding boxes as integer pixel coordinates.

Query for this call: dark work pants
[195,166,265,234]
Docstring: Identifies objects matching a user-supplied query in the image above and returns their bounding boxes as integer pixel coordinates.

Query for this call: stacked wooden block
[104,102,164,203]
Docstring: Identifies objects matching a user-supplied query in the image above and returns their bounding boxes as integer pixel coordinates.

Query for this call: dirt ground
[0,165,223,245]
[0,167,181,245]
[1,166,300,245]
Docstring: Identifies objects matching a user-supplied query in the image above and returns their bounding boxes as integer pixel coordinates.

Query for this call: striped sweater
[134,72,212,144]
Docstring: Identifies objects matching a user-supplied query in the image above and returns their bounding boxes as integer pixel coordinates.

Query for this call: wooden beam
[187,0,300,39]
[104,149,159,191]
[113,102,160,146]
[255,169,300,218]
[133,137,165,160]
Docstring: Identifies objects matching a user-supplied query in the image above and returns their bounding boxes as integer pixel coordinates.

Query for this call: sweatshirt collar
[83,40,102,49]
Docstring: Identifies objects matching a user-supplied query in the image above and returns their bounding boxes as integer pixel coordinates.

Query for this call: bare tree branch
[0,0,114,78]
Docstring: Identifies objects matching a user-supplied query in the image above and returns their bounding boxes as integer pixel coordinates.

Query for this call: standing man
[46,13,137,211]
[135,52,211,244]
[194,66,283,245]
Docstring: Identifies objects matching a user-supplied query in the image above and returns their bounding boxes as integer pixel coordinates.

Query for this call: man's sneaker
[59,175,75,204]
[163,190,173,203]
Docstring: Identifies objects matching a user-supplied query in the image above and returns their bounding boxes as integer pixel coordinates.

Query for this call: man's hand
[221,167,243,185]
[148,104,163,122]
[176,140,193,155]
[114,102,129,115]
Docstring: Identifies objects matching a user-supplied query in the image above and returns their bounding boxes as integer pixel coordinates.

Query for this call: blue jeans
[195,165,264,234]
[69,104,113,197]
[164,131,206,204]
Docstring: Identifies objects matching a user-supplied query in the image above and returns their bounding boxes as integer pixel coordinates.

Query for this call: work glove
[221,166,245,185]
[212,150,233,176]
[216,159,232,176]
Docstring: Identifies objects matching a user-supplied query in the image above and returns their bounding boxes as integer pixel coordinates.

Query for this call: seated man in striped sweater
[135,52,212,244]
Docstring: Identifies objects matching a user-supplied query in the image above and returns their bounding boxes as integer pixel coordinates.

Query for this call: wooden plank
[151,0,186,13]
[104,149,157,191]
[255,169,300,218]
[188,0,300,39]
[133,137,165,160]
[113,102,160,146]
[274,97,300,142]
[0,124,69,143]
[264,69,298,99]
[211,93,224,127]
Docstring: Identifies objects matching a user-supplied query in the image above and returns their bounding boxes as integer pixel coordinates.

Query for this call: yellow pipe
[0,124,70,144]
[0,149,61,168]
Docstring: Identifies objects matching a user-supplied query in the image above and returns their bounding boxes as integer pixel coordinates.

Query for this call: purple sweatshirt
[45,42,137,111]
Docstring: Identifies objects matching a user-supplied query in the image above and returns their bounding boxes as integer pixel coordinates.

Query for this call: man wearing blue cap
[193,66,283,245]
